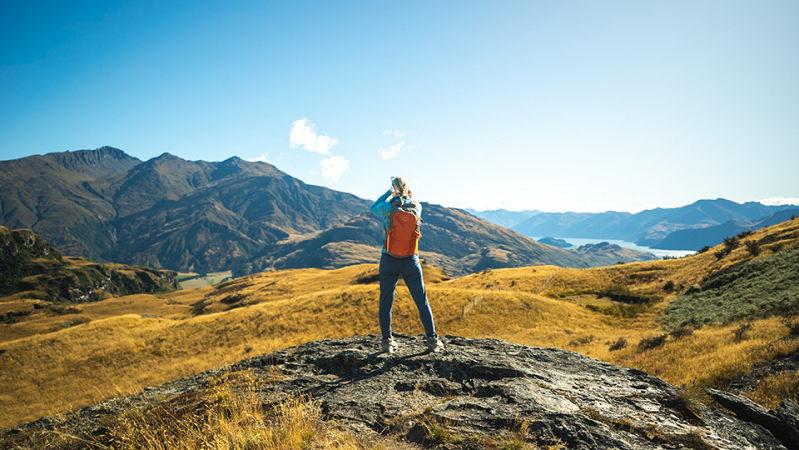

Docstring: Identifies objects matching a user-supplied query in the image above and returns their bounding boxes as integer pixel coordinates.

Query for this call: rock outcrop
[3,335,790,449]
[778,398,799,447]
[706,388,798,449]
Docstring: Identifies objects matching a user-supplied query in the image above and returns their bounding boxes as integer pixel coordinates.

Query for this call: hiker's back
[385,199,421,258]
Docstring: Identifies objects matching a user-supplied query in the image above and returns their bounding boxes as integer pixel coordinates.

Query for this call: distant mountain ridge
[654,208,799,250]
[463,208,540,229]
[471,199,797,250]
[0,147,651,276]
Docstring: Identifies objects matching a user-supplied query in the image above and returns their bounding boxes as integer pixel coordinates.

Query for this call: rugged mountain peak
[145,152,191,168]
[153,152,179,160]
[44,146,141,178]
[9,335,788,449]
[211,154,284,180]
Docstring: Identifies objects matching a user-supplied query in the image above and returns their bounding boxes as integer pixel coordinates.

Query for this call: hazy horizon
[464,197,799,214]
[2,1,797,213]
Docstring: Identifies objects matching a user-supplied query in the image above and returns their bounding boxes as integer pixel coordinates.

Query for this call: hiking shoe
[382,337,397,354]
[426,336,444,353]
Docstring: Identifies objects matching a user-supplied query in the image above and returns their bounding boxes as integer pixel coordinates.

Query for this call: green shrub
[723,236,739,250]
[668,326,694,340]
[638,334,668,351]
[597,284,654,304]
[191,299,211,316]
[782,317,799,336]
[684,284,702,295]
[745,240,761,256]
[609,338,627,351]
[732,323,753,341]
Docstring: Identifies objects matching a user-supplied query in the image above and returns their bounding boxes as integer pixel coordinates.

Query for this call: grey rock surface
[706,387,795,449]
[778,398,799,449]
[4,335,790,449]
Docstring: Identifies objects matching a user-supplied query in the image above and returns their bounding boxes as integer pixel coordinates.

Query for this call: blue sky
[2,1,797,212]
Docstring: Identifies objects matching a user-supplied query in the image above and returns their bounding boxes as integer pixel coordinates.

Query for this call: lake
[535,237,696,259]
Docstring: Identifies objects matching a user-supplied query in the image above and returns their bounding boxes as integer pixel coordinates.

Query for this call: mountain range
[654,208,799,250]
[471,199,798,250]
[1,148,370,274]
[0,147,656,277]
[462,208,540,229]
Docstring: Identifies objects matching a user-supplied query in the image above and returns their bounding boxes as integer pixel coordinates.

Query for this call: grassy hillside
[1,218,798,430]
[664,246,799,327]
[0,226,178,297]
[0,226,179,343]
[0,226,63,295]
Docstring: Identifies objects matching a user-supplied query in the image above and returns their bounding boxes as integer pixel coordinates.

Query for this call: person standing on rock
[371,176,444,354]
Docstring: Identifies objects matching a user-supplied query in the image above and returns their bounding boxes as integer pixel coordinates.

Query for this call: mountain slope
[0,147,142,259]
[104,157,371,273]
[1,148,373,274]
[4,147,629,276]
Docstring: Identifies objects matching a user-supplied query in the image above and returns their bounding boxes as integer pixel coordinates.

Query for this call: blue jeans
[379,253,437,339]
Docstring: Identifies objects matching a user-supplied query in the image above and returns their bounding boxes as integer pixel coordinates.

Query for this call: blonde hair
[391,176,408,196]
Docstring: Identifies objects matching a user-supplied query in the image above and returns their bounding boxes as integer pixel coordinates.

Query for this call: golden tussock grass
[109,372,365,450]
[9,370,377,450]
[610,317,799,388]
[746,371,799,410]
[2,218,798,429]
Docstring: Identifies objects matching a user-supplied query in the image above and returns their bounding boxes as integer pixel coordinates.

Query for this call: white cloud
[289,118,339,154]
[383,129,406,138]
[379,140,405,160]
[247,153,270,163]
[320,156,349,182]
[413,177,428,185]
[759,197,799,206]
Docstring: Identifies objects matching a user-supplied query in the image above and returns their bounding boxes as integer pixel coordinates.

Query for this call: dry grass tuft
[3,370,371,450]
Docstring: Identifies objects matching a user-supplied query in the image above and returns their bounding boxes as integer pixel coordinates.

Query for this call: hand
[408,190,413,198]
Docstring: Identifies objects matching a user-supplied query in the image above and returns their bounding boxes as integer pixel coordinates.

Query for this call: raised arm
[371,189,393,218]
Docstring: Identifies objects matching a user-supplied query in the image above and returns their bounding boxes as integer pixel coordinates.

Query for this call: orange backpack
[385,200,422,258]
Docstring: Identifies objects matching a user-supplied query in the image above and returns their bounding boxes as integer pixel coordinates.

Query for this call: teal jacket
[371,189,422,253]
